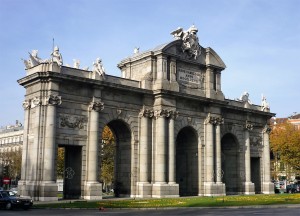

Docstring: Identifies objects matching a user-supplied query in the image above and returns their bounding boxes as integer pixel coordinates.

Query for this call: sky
[0,0,299,126]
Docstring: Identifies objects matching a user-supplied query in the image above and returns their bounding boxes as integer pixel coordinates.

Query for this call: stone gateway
[18,25,274,201]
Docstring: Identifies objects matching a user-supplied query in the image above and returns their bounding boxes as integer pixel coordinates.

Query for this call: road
[2,207,300,216]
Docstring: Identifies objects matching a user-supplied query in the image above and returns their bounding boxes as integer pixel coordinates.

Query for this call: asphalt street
[2,206,300,216]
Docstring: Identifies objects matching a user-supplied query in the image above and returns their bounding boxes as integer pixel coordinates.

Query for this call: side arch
[98,108,139,197]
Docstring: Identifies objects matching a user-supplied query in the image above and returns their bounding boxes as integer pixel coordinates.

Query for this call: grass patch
[35,194,300,209]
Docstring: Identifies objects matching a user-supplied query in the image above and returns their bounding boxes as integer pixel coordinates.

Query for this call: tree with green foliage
[0,148,22,183]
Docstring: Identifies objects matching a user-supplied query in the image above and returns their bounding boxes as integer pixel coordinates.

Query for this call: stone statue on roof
[239,92,252,104]
[51,46,63,66]
[22,50,43,69]
[93,58,105,77]
[261,94,270,111]
[171,25,201,59]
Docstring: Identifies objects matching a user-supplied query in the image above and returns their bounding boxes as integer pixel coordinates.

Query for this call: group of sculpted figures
[22,46,63,68]
[22,46,105,77]
[238,92,270,111]
[171,24,201,59]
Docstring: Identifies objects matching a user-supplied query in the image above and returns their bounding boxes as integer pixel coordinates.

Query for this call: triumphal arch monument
[18,25,274,201]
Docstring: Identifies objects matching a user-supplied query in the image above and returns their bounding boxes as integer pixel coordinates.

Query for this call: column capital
[263,125,272,134]
[244,120,254,131]
[154,109,168,119]
[168,110,179,120]
[31,97,42,108]
[139,108,154,118]
[22,100,31,110]
[88,98,104,112]
[46,94,62,106]
[204,113,224,125]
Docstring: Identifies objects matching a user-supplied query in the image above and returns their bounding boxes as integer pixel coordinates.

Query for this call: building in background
[0,121,23,188]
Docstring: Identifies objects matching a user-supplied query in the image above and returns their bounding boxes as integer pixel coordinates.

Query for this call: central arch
[105,120,132,197]
[176,126,198,196]
[221,133,240,195]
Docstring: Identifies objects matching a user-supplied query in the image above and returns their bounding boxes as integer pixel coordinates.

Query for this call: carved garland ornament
[60,115,87,129]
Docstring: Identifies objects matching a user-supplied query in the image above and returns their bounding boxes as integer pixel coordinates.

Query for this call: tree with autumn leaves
[100,126,115,191]
[270,122,300,177]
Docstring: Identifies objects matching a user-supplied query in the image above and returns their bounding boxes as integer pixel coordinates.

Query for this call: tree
[0,148,22,181]
[100,126,115,191]
[270,122,300,175]
[57,147,65,178]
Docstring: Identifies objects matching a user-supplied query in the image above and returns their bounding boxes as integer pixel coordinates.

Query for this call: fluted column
[19,99,31,197]
[87,99,104,182]
[43,95,62,181]
[154,109,167,183]
[204,113,225,196]
[20,100,31,182]
[138,108,153,183]
[263,125,272,183]
[215,120,223,183]
[244,121,253,183]
[168,110,178,184]
[262,124,274,194]
[30,97,42,181]
[205,113,214,182]
[243,121,255,194]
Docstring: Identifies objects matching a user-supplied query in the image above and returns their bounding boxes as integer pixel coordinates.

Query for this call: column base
[152,183,179,198]
[136,182,152,198]
[204,182,226,196]
[39,181,59,201]
[262,182,275,194]
[83,181,102,200]
[18,180,58,201]
[243,182,255,195]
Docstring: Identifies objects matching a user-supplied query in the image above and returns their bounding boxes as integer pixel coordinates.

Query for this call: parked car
[286,184,300,193]
[0,191,33,210]
[9,187,18,195]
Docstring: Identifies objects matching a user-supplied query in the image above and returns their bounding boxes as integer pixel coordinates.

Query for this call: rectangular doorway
[251,157,261,193]
[64,146,82,199]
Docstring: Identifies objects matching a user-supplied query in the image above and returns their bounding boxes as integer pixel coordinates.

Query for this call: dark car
[286,184,300,193]
[0,191,33,210]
